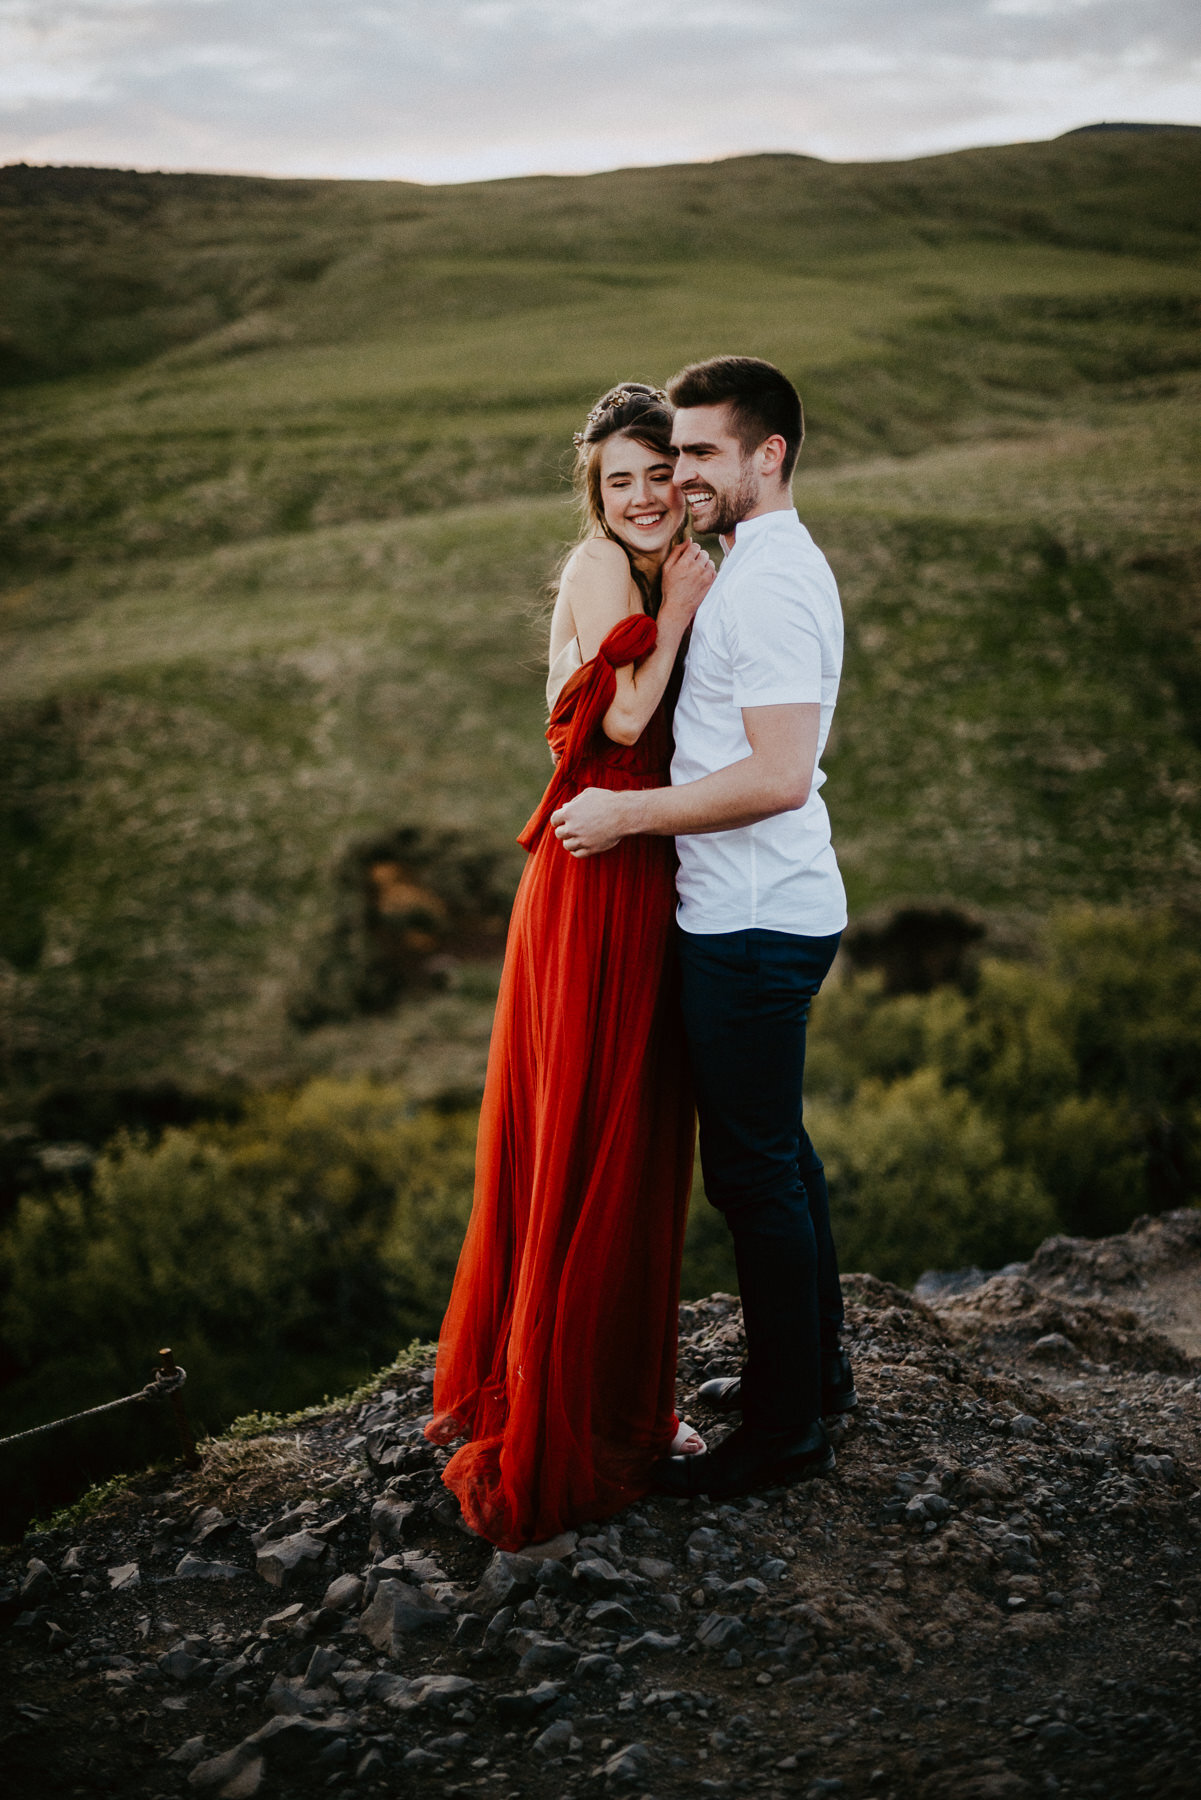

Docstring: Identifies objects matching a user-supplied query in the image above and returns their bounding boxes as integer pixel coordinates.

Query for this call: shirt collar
[719,507,800,558]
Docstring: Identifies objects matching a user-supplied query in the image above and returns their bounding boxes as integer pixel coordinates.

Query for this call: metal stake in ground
[159,1347,199,1469]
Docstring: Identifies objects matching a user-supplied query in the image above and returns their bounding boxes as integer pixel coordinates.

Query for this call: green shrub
[0,1078,477,1438]
[809,1069,1058,1287]
[805,905,1201,1253]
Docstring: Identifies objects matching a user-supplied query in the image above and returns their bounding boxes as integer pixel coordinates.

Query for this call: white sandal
[669,1419,707,1457]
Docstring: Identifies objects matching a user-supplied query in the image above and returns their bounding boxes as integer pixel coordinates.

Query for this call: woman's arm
[601,542,715,744]
[559,539,715,746]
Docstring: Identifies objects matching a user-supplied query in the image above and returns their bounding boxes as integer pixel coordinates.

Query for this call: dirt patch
[930,1210,1201,1375]
[291,827,519,1026]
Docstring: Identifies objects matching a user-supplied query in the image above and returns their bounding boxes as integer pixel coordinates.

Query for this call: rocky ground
[3,1210,1200,1800]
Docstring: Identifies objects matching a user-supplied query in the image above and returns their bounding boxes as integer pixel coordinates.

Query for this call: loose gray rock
[470,1549,540,1614]
[493,1681,566,1725]
[303,1645,344,1686]
[427,1490,463,1529]
[1039,1720,1087,1750]
[174,1552,244,1581]
[724,1577,768,1598]
[696,1612,747,1651]
[210,1655,249,1690]
[401,1550,447,1582]
[1133,1453,1176,1480]
[307,1511,349,1542]
[161,1649,210,1683]
[389,1672,476,1713]
[167,1736,207,1766]
[338,1669,408,1705]
[253,1715,354,1768]
[575,1652,617,1681]
[189,1507,229,1545]
[259,1602,305,1634]
[188,1746,264,1797]
[402,1747,442,1769]
[1030,1332,1080,1363]
[21,1558,55,1606]
[905,1493,951,1524]
[254,1532,328,1590]
[536,1557,577,1599]
[107,1562,140,1592]
[585,1600,637,1629]
[686,1528,722,1555]
[636,1555,675,1581]
[250,1505,318,1549]
[523,1531,578,1561]
[518,1638,578,1675]
[601,1741,654,1785]
[319,1572,363,1613]
[368,1496,417,1550]
[482,1603,516,1649]
[533,1716,576,1757]
[619,1630,682,1656]
[265,1674,333,1718]
[359,1578,449,1654]
[914,1266,992,1299]
[573,1556,629,1596]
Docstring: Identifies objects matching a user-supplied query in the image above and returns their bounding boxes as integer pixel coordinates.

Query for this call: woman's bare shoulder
[560,535,631,591]
[558,537,639,661]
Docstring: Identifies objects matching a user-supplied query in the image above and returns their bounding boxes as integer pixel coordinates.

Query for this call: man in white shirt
[552,356,854,1501]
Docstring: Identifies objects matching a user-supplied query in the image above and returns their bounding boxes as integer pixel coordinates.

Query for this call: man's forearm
[552,701,820,857]
[615,753,809,839]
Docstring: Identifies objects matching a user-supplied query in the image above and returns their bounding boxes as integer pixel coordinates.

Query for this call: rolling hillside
[2,132,1200,1116]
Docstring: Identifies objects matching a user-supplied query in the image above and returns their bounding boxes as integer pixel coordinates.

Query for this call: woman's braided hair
[572,382,670,448]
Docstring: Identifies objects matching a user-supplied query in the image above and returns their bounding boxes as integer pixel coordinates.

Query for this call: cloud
[0,0,1198,180]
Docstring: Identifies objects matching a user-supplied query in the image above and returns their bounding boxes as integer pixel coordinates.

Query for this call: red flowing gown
[426,613,695,1549]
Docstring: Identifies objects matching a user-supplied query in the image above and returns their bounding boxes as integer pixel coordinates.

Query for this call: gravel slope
[3,1211,1199,1800]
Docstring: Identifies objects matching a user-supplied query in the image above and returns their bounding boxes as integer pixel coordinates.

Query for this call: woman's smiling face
[598,432,686,561]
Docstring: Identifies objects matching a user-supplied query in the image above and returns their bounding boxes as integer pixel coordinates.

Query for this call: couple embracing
[425,357,855,1550]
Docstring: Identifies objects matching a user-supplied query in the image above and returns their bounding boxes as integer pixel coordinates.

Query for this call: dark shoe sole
[650,1430,835,1502]
[823,1387,859,1418]
[736,1442,835,1497]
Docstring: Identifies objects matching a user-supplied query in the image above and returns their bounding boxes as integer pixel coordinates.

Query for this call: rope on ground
[0,1364,188,1450]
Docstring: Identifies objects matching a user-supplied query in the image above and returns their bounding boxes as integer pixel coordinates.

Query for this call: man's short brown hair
[667,355,804,480]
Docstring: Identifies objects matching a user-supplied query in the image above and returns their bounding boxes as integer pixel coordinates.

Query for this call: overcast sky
[2,1,1199,184]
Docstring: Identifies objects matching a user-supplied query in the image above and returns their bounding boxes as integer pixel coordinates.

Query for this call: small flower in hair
[577,383,668,442]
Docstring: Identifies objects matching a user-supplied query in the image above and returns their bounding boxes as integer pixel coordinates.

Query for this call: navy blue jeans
[678,926,844,1436]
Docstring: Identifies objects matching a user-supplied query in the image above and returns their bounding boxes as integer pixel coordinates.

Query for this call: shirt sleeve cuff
[732,685,822,708]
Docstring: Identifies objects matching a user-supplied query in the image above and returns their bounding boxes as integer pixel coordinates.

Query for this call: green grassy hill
[2,133,1200,1114]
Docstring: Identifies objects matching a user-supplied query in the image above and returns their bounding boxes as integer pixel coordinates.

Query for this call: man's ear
[758,434,789,480]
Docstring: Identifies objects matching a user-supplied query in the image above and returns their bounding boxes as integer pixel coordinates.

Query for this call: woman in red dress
[426,384,715,1548]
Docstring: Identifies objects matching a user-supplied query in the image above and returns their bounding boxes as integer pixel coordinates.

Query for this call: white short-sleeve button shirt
[670,508,847,937]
